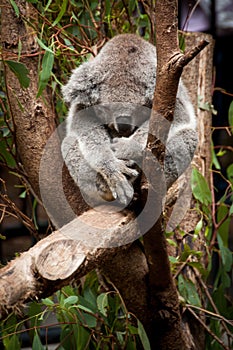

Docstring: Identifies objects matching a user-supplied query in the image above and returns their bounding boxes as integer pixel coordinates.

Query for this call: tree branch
[0,207,139,319]
[141,1,210,348]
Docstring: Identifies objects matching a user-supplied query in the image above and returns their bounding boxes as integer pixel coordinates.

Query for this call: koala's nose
[116,115,135,137]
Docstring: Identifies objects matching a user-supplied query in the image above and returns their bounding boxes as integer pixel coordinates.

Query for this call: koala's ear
[62,61,102,107]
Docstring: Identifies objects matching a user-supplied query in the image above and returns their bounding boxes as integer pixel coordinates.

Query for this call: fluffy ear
[62,61,102,107]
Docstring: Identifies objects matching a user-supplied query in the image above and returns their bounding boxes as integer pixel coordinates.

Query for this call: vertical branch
[141,1,209,348]
[1,0,55,199]
[1,0,87,223]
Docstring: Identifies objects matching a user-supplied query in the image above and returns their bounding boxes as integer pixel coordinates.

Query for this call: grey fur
[61,34,198,207]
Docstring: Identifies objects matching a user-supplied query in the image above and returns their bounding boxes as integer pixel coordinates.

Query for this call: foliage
[0,1,233,349]
[0,271,150,350]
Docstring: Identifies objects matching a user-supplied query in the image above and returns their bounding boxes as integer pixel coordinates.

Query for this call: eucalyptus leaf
[97,293,108,316]
[217,235,232,272]
[191,168,212,206]
[37,51,54,97]
[36,38,54,54]
[178,275,201,307]
[63,295,78,306]
[41,297,54,306]
[228,100,233,134]
[226,163,233,184]
[5,60,30,88]
[7,335,21,350]
[53,0,68,26]
[32,333,45,350]
[137,319,151,350]
[9,0,19,17]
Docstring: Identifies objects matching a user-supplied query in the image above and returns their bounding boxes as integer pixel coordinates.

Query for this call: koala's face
[93,103,150,138]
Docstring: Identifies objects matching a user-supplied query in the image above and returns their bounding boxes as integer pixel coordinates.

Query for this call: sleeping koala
[61,34,197,207]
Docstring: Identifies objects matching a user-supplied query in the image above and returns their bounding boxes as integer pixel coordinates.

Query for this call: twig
[187,307,231,350]
[196,273,233,344]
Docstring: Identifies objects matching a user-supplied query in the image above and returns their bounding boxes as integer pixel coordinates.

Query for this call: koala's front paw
[111,137,143,162]
[101,159,138,205]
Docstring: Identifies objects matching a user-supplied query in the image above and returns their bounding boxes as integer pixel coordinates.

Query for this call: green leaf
[187,261,206,276]
[97,293,108,316]
[230,204,233,216]
[36,38,54,54]
[166,238,177,247]
[18,39,22,61]
[228,100,233,134]
[82,312,97,328]
[137,319,151,350]
[83,288,97,311]
[211,141,221,169]
[44,0,53,13]
[37,50,54,97]
[28,301,43,327]
[178,275,201,307]
[52,0,68,26]
[217,235,232,272]
[169,256,178,264]
[63,295,78,306]
[180,244,202,262]
[191,168,212,206]
[105,0,111,17]
[77,304,94,314]
[9,0,19,17]
[41,298,54,306]
[32,333,45,350]
[226,163,233,184]
[128,324,138,335]
[0,139,16,168]
[77,294,97,313]
[128,0,136,15]
[7,335,21,350]
[193,217,203,239]
[217,204,230,246]
[75,323,90,349]
[5,60,30,88]
[221,269,231,289]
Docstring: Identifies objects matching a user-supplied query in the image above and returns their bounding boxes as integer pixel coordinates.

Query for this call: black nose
[117,123,134,136]
[116,116,135,137]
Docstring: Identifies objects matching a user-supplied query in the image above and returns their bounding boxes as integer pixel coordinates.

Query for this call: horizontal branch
[0,206,138,319]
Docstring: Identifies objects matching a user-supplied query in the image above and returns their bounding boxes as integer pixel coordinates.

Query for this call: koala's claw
[101,160,136,205]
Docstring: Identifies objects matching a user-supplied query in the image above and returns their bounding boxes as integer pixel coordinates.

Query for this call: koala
[61,34,198,208]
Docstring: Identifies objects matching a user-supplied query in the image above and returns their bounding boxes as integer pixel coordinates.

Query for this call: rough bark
[138,1,210,348]
[1,0,55,198]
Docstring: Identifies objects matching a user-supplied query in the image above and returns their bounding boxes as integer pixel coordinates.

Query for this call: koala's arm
[64,108,138,204]
[165,89,198,188]
[112,84,198,189]
[111,120,149,164]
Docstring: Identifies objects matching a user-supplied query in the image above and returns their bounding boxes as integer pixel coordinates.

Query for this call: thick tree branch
[0,207,140,319]
[141,1,210,348]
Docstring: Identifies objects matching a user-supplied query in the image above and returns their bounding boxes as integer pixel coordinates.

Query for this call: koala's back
[95,34,157,105]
